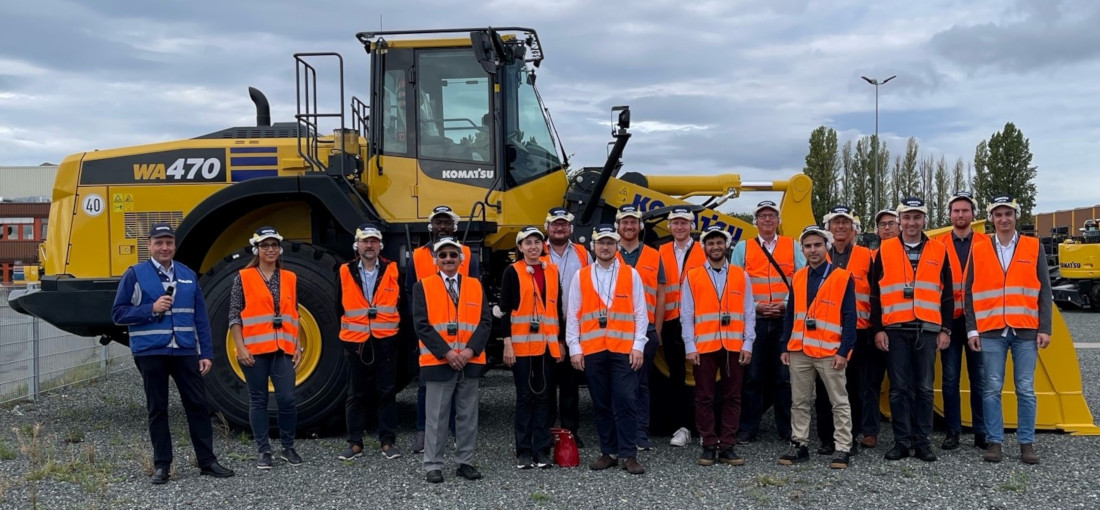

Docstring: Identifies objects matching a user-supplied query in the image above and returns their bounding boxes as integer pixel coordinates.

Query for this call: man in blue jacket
[112,222,234,484]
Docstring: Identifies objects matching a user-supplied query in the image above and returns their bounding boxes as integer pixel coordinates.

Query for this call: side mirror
[470,31,499,75]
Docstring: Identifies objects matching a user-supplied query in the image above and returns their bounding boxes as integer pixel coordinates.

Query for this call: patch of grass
[753,474,789,487]
[65,428,86,444]
[531,491,551,503]
[341,459,354,468]
[41,363,109,393]
[0,440,17,461]
[747,487,770,505]
[999,470,1029,493]
[236,431,252,447]
[900,465,917,478]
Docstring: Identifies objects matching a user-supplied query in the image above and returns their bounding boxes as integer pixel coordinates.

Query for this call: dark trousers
[241,352,297,453]
[816,329,867,445]
[635,330,659,446]
[886,329,938,448]
[695,349,744,447]
[941,316,985,436]
[857,331,887,436]
[134,354,217,469]
[513,353,555,456]
[584,350,639,458]
[740,317,791,439]
[662,319,694,429]
[548,346,582,434]
[344,337,399,448]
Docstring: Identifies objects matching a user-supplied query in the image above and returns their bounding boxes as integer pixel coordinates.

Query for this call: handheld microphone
[155,284,176,318]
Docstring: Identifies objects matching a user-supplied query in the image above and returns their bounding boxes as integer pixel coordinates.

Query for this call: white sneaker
[670,427,691,447]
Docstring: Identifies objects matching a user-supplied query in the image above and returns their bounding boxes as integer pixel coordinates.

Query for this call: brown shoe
[982,443,1003,463]
[589,454,618,471]
[859,435,877,448]
[622,457,646,475]
[1020,444,1040,465]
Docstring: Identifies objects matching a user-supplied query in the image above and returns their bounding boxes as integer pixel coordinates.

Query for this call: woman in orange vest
[229,226,302,470]
[501,226,564,469]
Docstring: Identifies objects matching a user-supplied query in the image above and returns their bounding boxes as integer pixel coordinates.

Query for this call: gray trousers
[424,372,479,471]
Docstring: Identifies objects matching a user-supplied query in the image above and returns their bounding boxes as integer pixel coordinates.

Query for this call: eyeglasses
[257,243,280,250]
[877,221,898,228]
[756,213,778,220]
[437,251,460,260]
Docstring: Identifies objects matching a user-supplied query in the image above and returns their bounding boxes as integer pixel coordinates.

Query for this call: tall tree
[852,137,873,221]
[932,156,950,228]
[983,122,1038,221]
[840,140,855,208]
[889,155,902,209]
[952,157,966,194]
[898,137,921,201]
[803,126,840,223]
[872,135,891,214]
[972,140,990,212]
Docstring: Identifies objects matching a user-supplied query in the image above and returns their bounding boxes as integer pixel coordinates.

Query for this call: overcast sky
[2,0,1096,213]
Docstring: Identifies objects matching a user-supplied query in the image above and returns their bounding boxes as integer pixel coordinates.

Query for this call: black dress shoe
[942,433,960,450]
[817,444,836,455]
[199,461,235,478]
[697,445,718,466]
[456,463,483,480]
[914,445,937,462]
[736,430,758,443]
[151,468,169,485]
[974,433,989,450]
[884,444,911,461]
[426,470,444,483]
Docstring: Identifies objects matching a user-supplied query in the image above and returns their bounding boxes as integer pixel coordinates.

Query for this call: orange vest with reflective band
[339,262,400,343]
[828,245,873,329]
[239,268,299,355]
[878,237,947,326]
[413,245,472,281]
[788,266,851,358]
[744,236,796,305]
[509,261,562,358]
[617,245,661,323]
[660,240,706,321]
[684,264,747,353]
[541,242,590,269]
[418,275,486,367]
[970,235,1041,334]
[934,231,990,319]
[577,264,637,356]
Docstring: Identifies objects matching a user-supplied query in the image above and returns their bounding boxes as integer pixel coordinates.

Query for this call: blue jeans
[885,329,937,448]
[940,317,985,435]
[241,352,297,453]
[584,350,639,457]
[980,331,1038,445]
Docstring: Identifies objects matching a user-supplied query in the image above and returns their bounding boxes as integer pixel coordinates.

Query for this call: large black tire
[200,243,347,431]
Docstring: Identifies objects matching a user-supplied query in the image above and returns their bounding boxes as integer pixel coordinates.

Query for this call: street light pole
[861,75,895,213]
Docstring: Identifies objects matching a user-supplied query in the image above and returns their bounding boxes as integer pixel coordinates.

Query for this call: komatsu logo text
[441,168,494,180]
[628,193,744,242]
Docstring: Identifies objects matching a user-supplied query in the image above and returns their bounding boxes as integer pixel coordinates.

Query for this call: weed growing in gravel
[237,431,252,447]
[227,452,252,462]
[25,443,118,493]
[0,440,17,460]
[752,474,789,487]
[999,470,1029,492]
[14,422,45,508]
[900,465,917,478]
[531,491,551,503]
[65,428,85,444]
[130,444,154,476]
[747,487,770,504]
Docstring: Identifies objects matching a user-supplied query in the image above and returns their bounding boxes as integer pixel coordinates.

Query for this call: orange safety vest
[788,266,852,358]
[338,261,400,342]
[239,268,300,355]
[508,261,562,358]
[660,240,706,321]
[828,244,873,329]
[684,264,747,353]
[934,230,991,319]
[413,245,472,281]
[970,235,1041,333]
[541,241,590,268]
[744,236,796,305]
[878,237,947,326]
[617,245,661,323]
[418,274,486,367]
[577,264,637,356]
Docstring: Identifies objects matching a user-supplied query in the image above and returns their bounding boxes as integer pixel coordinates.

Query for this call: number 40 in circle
[82,194,105,217]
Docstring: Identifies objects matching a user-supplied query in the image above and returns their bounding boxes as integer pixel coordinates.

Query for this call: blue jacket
[112,260,213,359]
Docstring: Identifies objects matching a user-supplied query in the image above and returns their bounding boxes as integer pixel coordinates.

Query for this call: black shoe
[533,451,553,469]
[718,447,745,466]
[199,461,235,478]
[426,470,444,483]
[256,452,273,470]
[884,444,910,461]
[829,451,851,469]
[816,443,836,455]
[516,452,535,470]
[942,433,960,450]
[777,443,809,465]
[456,463,483,480]
[697,445,718,466]
[281,448,303,466]
[974,433,989,450]
[736,430,758,443]
[151,467,169,485]
[915,445,937,462]
[573,435,586,449]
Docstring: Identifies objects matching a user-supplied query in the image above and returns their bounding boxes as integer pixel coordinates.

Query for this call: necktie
[447,277,459,304]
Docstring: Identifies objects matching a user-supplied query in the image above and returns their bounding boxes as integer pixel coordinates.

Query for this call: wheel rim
[226,304,324,389]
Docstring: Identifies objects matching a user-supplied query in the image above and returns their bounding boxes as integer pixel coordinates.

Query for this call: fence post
[29,317,40,401]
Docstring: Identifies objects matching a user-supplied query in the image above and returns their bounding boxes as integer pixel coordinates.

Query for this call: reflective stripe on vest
[239,268,300,355]
[509,261,562,358]
[660,241,705,321]
[877,237,946,326]
[935,231,990,319]
[684,264,747,354]
[744,236,796,304]
[970,235,1041,333]
[788,267,851,358]
[577,265,637,355]
[339,262,401,343]
[828,245,873,329]
[418,275,486,366]
[618,246,661,323]
[413,245,472,281]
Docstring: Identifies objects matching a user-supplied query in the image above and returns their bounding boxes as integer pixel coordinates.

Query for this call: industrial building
[0,165,57,284]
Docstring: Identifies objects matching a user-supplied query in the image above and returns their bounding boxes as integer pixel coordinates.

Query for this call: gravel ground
[2,313,1100,509]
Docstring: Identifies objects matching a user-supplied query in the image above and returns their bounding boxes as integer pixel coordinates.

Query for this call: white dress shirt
[679,262,757,354]
[548,242,590,313]
[358,260,377,302]
[565,259,649,356]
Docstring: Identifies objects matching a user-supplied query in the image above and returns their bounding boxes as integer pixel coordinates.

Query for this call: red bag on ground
[552,427,579,467]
